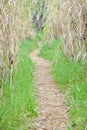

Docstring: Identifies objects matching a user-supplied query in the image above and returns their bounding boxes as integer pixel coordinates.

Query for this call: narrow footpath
[30,49,68,130]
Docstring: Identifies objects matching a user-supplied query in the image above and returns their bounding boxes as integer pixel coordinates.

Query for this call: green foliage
[39,38,60,60]
[35,31,44,43]
[0,40,38,130]
[40,38,87,130]
[68,81,87,130]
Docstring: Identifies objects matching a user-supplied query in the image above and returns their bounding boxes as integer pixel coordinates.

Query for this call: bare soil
[30,49,68,130]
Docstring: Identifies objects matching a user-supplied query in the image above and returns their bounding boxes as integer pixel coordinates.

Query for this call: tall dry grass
[0,0,87,89]
[60,0,87,60]
[0,1,17,89]
[44,0,87,60]
[0,0,35,90]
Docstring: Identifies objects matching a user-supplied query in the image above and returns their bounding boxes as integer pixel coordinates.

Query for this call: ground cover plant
[39,38,87,130]
[0,39,38,130]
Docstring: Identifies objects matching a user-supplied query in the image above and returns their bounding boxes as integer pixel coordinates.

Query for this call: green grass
[39,38,87,130]
[0,39,38,130]
[68,81,87,130]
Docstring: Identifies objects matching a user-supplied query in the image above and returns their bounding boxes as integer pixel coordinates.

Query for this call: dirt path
[30,49,68,130]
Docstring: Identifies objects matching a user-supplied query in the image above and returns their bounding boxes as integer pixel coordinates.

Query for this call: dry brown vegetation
[0,0,35,88]
[44,0,87,60]
[0,0,87,88]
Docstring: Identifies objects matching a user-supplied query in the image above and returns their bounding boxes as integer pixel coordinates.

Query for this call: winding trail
[30,49,68,130]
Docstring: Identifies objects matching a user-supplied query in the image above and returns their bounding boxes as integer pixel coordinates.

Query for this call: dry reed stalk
[60,0,87,60]
[17,0,35,40]
[0,0,36,90]
[44,0,87,61]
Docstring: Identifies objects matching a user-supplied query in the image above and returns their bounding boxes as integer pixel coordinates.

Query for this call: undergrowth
[39,38,87,130]
[0,39,38,130]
